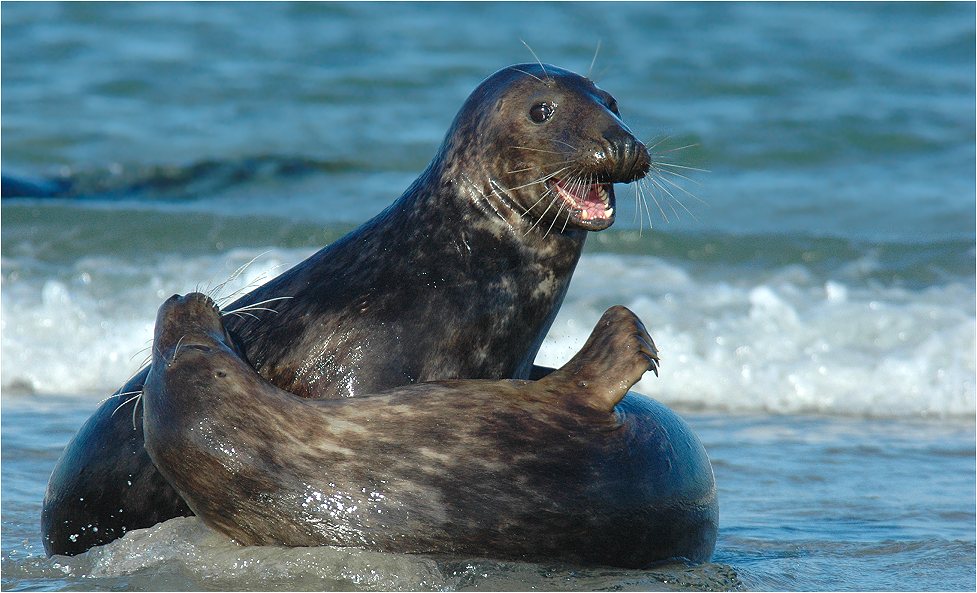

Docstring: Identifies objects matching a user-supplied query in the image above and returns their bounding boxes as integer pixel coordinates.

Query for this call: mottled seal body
[143,293,717,568]
[43,63,652,555]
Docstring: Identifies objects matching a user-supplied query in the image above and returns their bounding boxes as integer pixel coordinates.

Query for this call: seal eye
[529,102,556,123]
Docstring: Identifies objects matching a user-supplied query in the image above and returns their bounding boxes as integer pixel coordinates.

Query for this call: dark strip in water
[1,154,367,201]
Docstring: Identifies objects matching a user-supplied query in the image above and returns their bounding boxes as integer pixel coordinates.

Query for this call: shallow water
[2,398,973,591]
[2,2,975,591]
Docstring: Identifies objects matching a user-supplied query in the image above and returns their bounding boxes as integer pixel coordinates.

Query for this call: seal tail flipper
[539,305,659,412]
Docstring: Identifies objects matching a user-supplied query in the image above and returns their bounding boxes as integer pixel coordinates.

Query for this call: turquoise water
[2,2,975,591]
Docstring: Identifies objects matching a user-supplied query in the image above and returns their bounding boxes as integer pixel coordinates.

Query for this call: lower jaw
[570,214,615,231]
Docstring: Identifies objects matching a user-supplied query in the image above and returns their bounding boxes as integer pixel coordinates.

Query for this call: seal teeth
[550,178,614,223]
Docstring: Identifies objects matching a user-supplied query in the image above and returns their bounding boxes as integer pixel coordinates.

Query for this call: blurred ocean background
[2,2,974,591]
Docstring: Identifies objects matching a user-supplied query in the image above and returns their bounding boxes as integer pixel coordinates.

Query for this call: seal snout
[601,126,650,184]
[154,292,226,358]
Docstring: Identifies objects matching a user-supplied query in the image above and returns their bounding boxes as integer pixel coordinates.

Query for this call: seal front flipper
[540,305,659,412]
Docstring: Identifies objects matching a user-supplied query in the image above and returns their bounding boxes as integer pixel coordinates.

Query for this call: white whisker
[587,39,602,79]
[520,39,549,79]
[655,172,708,208]
[98,389,141,407]
[510,67,544,84]
[653,161,710,174]
[501,165,571,193]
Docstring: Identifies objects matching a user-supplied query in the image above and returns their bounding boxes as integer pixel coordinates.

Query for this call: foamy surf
[2,249,973,419]
[13,516,739,591]
[538,254,975,419]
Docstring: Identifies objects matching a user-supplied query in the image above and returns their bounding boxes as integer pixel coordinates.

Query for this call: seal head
[444,63,649,233]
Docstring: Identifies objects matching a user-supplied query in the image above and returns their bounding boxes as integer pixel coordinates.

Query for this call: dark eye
[607,97,619,115]
[529,101,556,123]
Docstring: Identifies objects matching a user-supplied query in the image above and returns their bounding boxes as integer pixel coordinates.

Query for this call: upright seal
[42,63,652,555]
[143,293,717,567]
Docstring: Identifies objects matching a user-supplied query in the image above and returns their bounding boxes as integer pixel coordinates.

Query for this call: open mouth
[548,178,616,229]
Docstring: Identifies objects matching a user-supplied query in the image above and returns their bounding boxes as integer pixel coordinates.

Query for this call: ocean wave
[536,255,976,419]
[1,248,973,419]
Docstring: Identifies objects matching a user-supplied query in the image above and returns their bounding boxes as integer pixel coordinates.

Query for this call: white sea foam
[2,250,974,419]
[539,255,976,419]
[15,515,735,591]
[1,248,297,397]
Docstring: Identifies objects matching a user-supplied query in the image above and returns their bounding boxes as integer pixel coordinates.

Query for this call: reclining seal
[142,293,718,568]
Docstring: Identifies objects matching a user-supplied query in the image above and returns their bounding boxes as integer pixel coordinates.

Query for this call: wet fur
[43,63,652,555]
[143,294,717,568]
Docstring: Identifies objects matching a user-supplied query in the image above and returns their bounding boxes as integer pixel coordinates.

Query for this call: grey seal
[42,63,652,555]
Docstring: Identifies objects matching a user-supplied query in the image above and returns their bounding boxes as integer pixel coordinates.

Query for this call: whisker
[209,251,271,301]
[655,172,709,207]
[658,142,699,154]
[561,173,590,234]
[110,391,142,418]
[169,335,186,366]
[509,146,564,155]
[638,182,658,231]
[543,174,587,239]
[647,176,692,221]
[129,341,153,362]
[131,392,142,431]
[223,306,279,316]
[521,186,557,216]
[520,39,549,79]
[524,193,560,236]
[221,296,294,316]
[587,39,602,79]
[501,165,572,193]
[560,201,573,233]
[645,135,672,152]
[653,162,710,175]
[506,158,578,175]
[653,166,703,187]
[98,389,141,407]
[215,268,283,307]
[640,178,670,223]
[510,67,544,84]
[224,311,261,321]
[543,196,568,239]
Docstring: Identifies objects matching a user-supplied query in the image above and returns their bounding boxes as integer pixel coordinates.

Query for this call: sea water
[2,2,974,591]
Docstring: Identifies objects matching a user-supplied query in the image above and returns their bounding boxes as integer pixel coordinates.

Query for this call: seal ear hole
[529,101,556,123]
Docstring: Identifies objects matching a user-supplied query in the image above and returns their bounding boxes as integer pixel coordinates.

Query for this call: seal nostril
[601,126,651,183]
